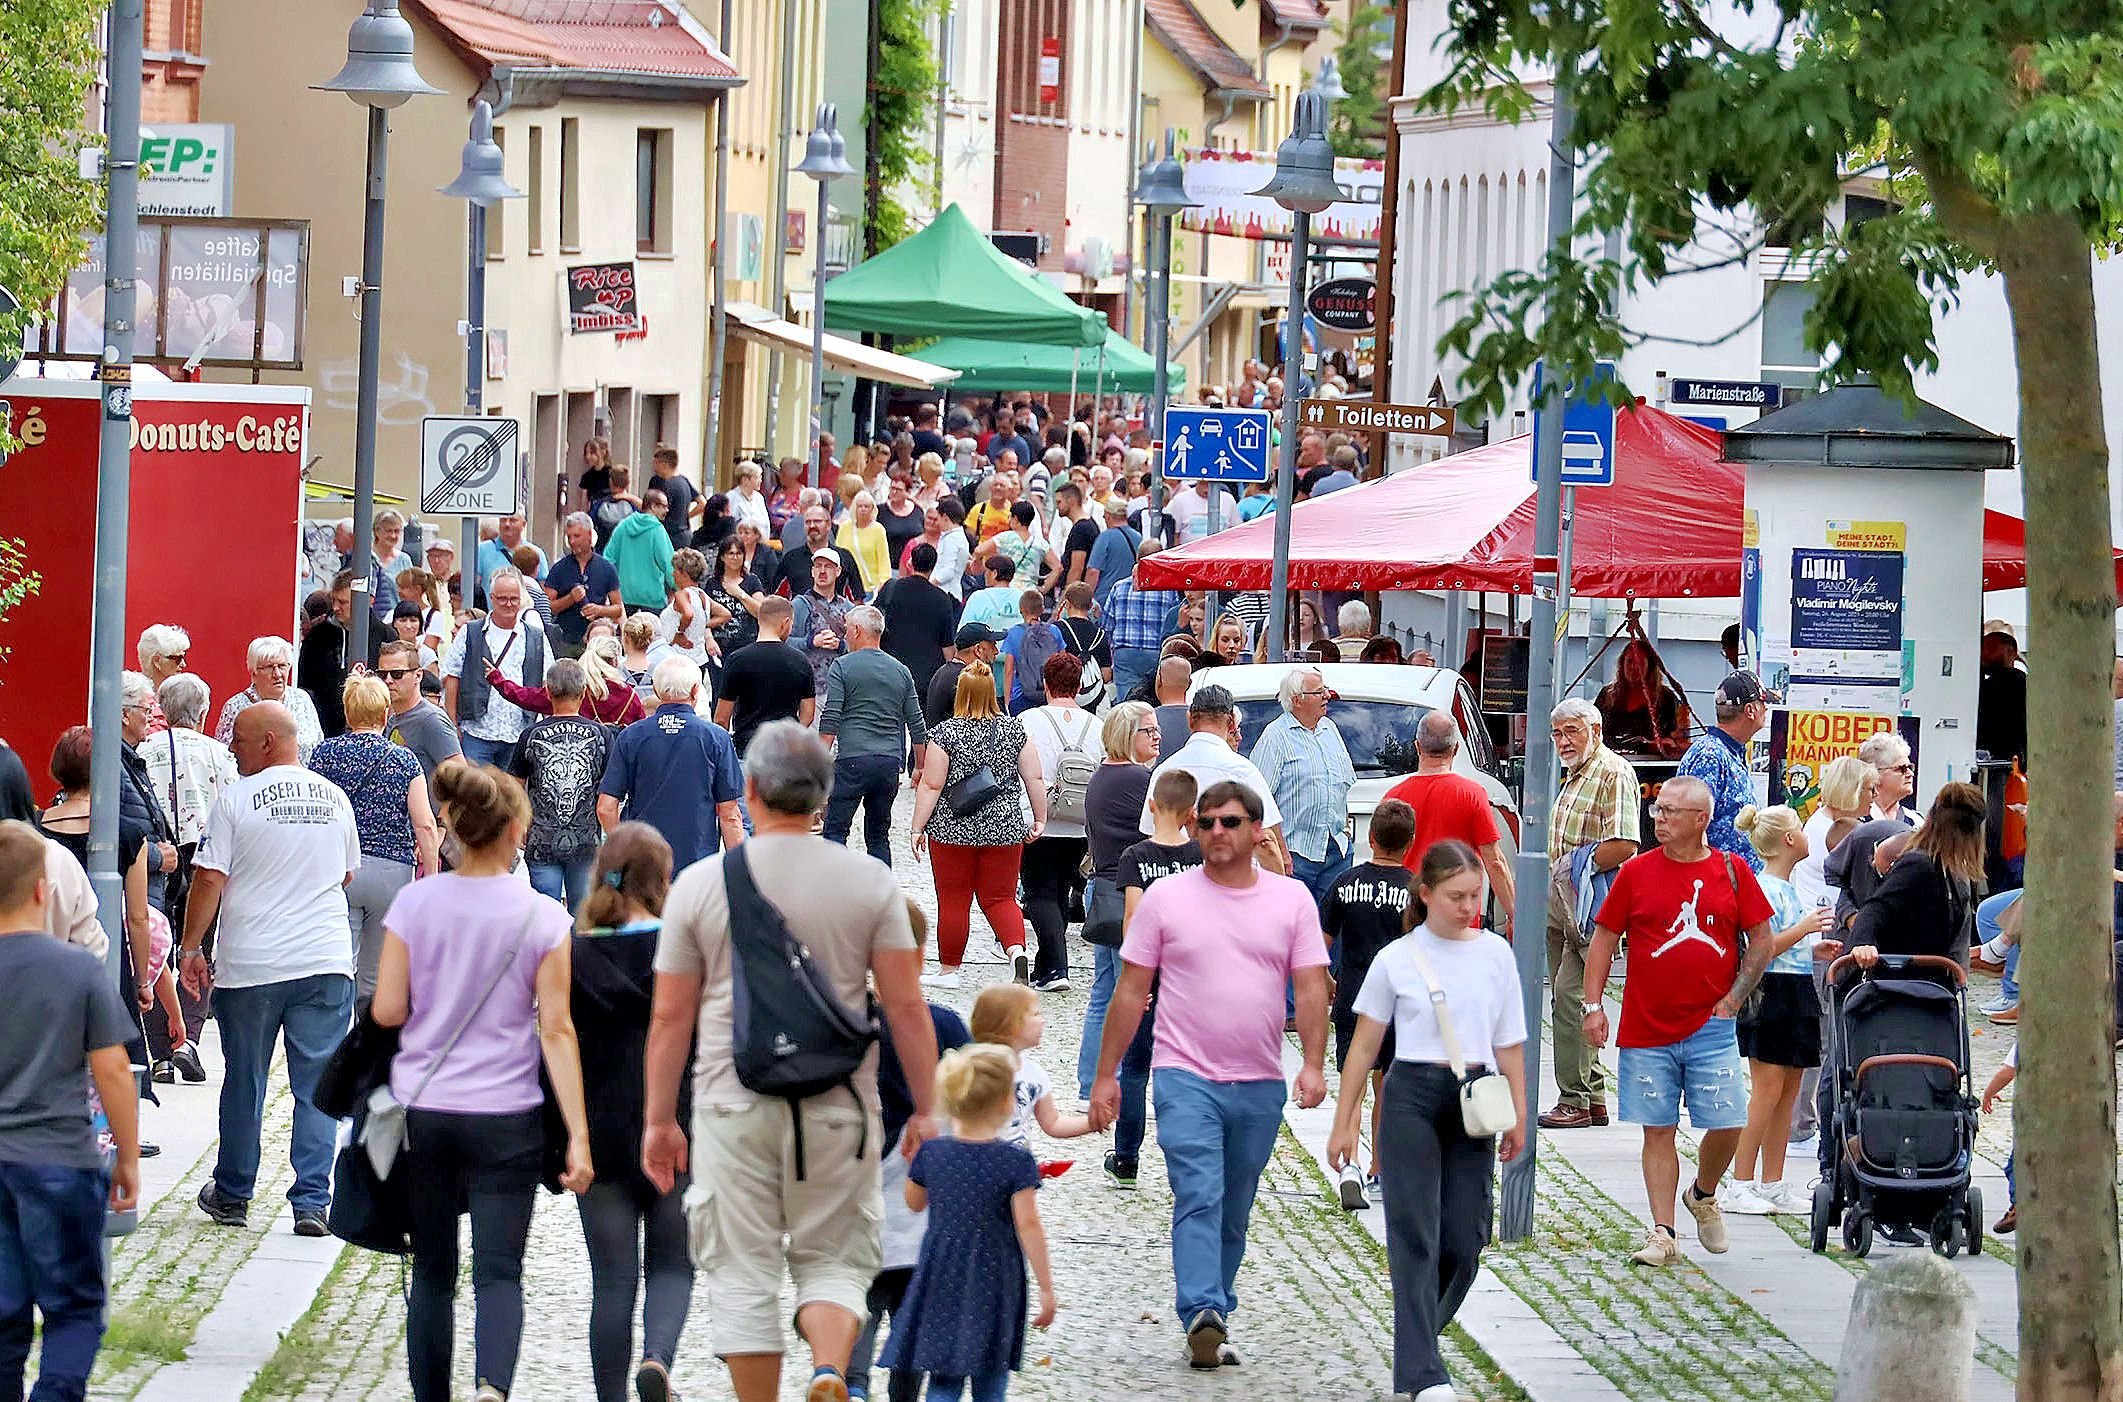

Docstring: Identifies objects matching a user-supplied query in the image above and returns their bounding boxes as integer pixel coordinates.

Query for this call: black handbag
[327,1107,415,1254]
[1082,877,1127,948]
[941,764,1002,817]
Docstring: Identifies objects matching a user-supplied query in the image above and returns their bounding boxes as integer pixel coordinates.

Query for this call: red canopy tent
[1134,402,2120,596]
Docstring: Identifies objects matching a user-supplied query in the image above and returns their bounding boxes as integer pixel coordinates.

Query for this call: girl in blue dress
[881,1044,1058,1402]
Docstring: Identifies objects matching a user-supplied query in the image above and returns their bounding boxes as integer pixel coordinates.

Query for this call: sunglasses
[377,668,415,680]
[1200,813,1250,830]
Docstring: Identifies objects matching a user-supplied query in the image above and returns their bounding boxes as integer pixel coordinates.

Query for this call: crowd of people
[0,395,2039,1402]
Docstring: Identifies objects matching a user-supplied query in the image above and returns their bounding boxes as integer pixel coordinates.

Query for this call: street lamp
[440,98,523,581]
[315,0,440,664]
[1133,129,1196,533]
[1311,56,1349,104]
[1253,90,1346,661]
[795,102,854,488]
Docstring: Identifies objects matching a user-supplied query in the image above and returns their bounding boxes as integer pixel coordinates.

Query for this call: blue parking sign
[1530,361,1619,487]
[1163,406,1273,482]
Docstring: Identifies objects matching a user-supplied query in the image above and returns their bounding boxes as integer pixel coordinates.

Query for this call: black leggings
[1021,835,1087,984]
[577,1179,695,1402]
[1379,1063,1495,1397]
[403,1107,543,1402]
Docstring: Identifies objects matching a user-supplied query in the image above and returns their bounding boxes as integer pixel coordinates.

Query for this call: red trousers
[929,840,1027,968]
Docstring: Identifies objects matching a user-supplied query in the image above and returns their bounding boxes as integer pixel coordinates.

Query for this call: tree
[863,0,940,255]
[0,0,102,361]
[1328,4,1393,159]
[1425,3,2123,1394]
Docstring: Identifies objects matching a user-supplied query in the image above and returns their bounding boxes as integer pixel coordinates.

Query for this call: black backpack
[723,845,880,1176]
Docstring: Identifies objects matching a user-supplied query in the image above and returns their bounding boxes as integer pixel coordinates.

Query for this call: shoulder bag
[1402,941,1518,1138]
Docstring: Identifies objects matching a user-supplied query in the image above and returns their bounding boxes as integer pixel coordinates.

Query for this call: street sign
[1669,376,1779,410]
[1162,406,1273,481]
[1530,361,1619,487]
[1306,276,1376,331]
[420,416,521,515]
[1297,398,1455,438]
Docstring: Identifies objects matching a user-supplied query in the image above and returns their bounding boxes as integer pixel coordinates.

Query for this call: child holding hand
[971,984,1094,1156]
[882,1044,1059,1401]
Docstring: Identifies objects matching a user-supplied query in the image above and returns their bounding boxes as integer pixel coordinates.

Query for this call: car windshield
[1233,698,1434,776]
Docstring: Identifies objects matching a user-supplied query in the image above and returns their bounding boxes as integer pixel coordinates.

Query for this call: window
[527,126,545,253]
[1843,193,1893,231]
[607,388,636,468]
[487,127,505,258]
[559,117,580,252]
[636,128,673,254]
[641,394,679,462]
[1761,280,1819,400]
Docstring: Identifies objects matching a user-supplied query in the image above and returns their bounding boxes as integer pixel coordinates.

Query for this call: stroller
[1808,953,1983,1258]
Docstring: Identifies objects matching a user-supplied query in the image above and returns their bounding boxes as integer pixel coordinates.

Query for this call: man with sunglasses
[378,640,460,783]
[1089,780,1329,1370]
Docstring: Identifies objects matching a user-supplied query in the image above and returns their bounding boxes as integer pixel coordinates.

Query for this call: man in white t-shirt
[1140,684,1288,874]
[178,702,360,1236]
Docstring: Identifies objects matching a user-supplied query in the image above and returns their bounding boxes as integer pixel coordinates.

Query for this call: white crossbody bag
[1403,943,1518,1139]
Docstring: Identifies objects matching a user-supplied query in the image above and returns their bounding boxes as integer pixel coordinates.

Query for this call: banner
[1767,709,1923,822]
[1177,147,1384,243]
[567,261,641,334]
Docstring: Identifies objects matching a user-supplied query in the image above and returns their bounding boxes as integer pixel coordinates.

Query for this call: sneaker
[196,1182,248,1228]
[1982,999,2020,1024]
[1970,945,2008,977]
[292,1208,329,1238]
[1366,1173,1382,1199]
[1413,1388,1456,1402]
[1103,1152,1138,1190]
[170,1042,206,1082]
[1010,950,1031,985]
[1879,1221,1927,1247]
[1630,1225,1681,1267]
[475,1387,506,1402]
[1032,974,1072,993]
[1185,1309,1228,1369]
[1993,1205,2017,1234]
[635,1358,673,1402]
[1787,1134,1820,1164]
[1719,1180,1775,1216]
[806,1366,849,1402]
[1769,1180,1814,1216]
[1336,1163,1369,1211]
[139,1142,160,1159]
[150,1059,176,1084]
[1684,1184,1730,1252]
[918,970,961,991]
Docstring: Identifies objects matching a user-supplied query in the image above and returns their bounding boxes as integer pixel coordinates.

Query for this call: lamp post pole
[314,0,439,665]
[443,99,523,578]
[1135,129,1196,539]
[795,103,853,488]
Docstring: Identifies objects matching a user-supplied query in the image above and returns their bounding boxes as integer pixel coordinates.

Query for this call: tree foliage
[1328,4,1393,160]
[865,0,941,255]
[0,0,102,356]
[0,538,41,675]
[1423,3,2123,1395]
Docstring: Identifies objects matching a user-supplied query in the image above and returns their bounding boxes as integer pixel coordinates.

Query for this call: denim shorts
[1617,1016,1747,1130]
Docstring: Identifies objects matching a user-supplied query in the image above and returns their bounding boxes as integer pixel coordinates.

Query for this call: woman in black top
[688,492,736,553]
[1078,703,1160,1088]
[571,823,693,1402]
[705,535,764,657]
[1850,782,1986,967]
[39,726,153,1057]
[1593,639,1690,758]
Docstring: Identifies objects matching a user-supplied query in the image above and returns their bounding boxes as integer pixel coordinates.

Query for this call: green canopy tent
[822,203,1106,348]
[915,325,1188,394]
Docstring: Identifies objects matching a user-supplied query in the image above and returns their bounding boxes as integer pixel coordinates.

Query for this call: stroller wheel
[1809,1182,1833,1253]
[1843,1209,1874,1258]
[1964,1186,1984,1257]
[1932,1209,1963,1258]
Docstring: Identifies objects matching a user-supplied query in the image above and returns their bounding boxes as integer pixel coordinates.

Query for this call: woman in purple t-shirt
[372,760,593,1402]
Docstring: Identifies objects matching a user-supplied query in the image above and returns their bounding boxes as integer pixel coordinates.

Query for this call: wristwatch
[1580,1000,1604,1016]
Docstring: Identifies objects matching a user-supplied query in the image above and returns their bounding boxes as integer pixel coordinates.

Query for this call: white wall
[937,0,998,225]
[1063,0,1135,287]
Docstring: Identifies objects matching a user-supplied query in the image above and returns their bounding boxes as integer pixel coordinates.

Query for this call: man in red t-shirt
[1381,712,1517,934]
[1581,775,1775,1268]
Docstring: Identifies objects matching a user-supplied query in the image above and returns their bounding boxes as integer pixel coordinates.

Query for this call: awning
[724,301,960,389]
[916,324,1187,394]
[822,203,1107,348]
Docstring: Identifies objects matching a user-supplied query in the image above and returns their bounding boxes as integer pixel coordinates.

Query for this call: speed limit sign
[419,415,521,515]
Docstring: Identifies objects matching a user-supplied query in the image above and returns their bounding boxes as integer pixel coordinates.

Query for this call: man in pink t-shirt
[1089,780,1330,1371]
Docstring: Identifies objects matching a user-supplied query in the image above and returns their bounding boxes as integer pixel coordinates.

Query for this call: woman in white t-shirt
[1327,839,1527,1402]
[1792,755,1877,908]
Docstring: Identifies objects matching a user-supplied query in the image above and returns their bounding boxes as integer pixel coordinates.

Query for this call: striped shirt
[1247,712,1356,862]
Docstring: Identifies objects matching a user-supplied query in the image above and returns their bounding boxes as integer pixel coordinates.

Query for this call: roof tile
[412,0,738,81]
[1144,0,1270,97]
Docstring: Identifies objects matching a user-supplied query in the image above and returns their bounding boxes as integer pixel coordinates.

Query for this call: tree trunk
[1995,211,2123,1402]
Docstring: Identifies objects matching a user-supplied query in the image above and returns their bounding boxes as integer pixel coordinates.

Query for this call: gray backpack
[1037,709,1100,826]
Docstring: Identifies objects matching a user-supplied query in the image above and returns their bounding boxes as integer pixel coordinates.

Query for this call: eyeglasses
[168,654,188,667]
[377,668,415,681]
[1137,722,1161,734]
[1890,762,1915,775]
[1649,802,1711,818]
[1200,813,1250,830]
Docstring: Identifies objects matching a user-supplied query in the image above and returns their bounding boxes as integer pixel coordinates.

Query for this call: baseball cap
[424,537,456,557]
[1715,670,1779,706]
[954,622,1004,649]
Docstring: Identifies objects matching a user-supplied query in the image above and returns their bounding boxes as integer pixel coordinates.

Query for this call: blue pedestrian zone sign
[1163,406,1273,482]
[1530,360,1620,487]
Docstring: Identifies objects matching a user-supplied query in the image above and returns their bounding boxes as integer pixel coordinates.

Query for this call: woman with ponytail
[571,823,694,1402]
[371,759,594,1402]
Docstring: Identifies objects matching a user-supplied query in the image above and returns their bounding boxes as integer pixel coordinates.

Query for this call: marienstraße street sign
[420,415,520,515]
[1298,397,1456,438]
[1163,405,1273,481]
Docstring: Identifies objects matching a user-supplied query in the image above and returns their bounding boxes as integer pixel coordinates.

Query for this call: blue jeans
[926,1371,1007,1402]
[1112,647,1159,701]
[824,751,902,867]
[1288,839,1350,910]
[1977,889,2022,1001]
[528,851,597,916]
[459,733,516,769]
[1114,996,1158,1165]
[212,973,354,1213]
[1078,942,1121,1097]
[0,1161,110,1402]
[1152,1068,1286,1322]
